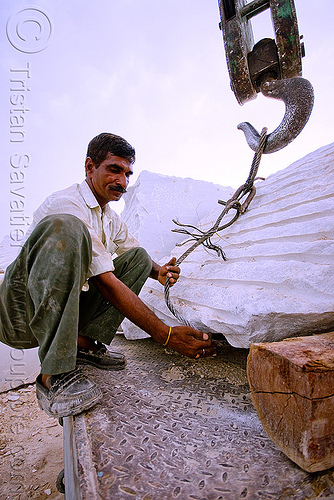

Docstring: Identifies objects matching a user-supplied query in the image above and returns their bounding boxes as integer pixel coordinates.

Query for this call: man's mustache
[108,185,127,194]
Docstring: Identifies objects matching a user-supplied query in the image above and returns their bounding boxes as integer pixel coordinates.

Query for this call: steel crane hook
[218,0,315,154]
[237,76,315,154]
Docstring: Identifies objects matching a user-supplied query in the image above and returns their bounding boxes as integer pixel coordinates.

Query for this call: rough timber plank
[247,332,334,473]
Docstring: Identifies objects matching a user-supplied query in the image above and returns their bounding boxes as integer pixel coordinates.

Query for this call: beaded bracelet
[163,326,172,346]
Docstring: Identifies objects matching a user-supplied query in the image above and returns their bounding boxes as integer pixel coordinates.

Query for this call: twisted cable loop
[164,128,268,325]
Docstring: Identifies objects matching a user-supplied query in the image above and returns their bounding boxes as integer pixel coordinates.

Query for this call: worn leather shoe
[36,368,102,418]
[76,342,126,371]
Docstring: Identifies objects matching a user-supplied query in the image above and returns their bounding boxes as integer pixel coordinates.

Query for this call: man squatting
[0,133,217,418]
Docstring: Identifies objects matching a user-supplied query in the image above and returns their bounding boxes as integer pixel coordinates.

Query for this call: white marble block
[121,143,334,347]
[121,170,233,262]
[0,344,40,393]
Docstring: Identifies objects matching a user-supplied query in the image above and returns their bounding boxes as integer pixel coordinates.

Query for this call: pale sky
[1,0,333,241]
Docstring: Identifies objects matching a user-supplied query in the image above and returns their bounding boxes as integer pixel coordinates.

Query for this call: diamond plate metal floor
[72,335,334,499]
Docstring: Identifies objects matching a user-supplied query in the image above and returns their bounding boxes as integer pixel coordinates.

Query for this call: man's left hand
[158,257,180,287]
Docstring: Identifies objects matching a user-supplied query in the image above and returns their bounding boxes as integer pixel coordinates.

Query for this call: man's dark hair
[86,133,136,166]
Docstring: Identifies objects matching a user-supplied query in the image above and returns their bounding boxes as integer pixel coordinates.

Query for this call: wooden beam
[247,332,334,472]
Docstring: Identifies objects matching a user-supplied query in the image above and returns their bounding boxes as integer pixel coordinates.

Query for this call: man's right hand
[166,326,218,359]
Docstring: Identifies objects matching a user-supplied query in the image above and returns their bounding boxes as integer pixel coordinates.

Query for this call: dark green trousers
[0,214,152,375]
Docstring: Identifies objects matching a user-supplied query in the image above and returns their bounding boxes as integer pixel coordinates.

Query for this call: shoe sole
[76,358,126,371]
[36,390,102,418]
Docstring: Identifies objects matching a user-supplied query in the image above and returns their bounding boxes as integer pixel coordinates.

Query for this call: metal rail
[62,416,81,499]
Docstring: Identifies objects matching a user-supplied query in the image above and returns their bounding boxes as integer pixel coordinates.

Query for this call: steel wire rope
[164,128,268,326]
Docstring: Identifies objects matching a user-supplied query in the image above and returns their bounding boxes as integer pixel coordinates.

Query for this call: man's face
[85,152,133,208]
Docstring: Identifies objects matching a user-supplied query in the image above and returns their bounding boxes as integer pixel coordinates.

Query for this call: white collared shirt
[25,180,139,278]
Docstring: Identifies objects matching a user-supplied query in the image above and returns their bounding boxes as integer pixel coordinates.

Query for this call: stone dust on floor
[0,384,64,499]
